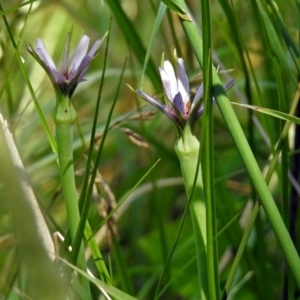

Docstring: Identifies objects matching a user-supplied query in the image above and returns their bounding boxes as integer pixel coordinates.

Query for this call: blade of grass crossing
[265,0,300,70]
[256,0,297,86]
[218,0,274,146]
[200,0,219,297]
[61,258,139,300]
[231,103,300,125]
[75,22,112,283]
[105,0,161,90]
[71,57,127,265]
[140,2,166,88]
[271,25,296,299]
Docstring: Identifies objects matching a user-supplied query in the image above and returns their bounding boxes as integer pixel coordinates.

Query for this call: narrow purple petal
[35,38,56,70]
[173,92,185,114]
[69,35,90,72]
[136,90,166,112]
[177,58,189,104]
[87,39,102,57]
[159,60,178,102]
[196,102,205,118]
[163,107,181,124]
[69,57,90,81]
[68,40,101,81]
[136,90,179,123]
[195,97,216,118]
[224,79,236,91]
[192,83,204,107]
[77,67,89,83]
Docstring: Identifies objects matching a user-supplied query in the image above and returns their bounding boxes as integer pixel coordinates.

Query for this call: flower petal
[35,38,56,70]
[136,90,165,112]
[173,92,185,115]
[70,39,102,82]
[69,35,90,72]
[196,102,205,118]
[159,60,178,102]
[136,90,179,123]
[192,82,204,107]
[52,69,65,83]
[87,39,102,57]
[177,58,189,104]
[76,66,89,83]
[224,79,236,91]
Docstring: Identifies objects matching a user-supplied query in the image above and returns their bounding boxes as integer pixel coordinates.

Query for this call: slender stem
[54,96,89,292]
[202,76,219,300]
[201,0,219,292]
[56,123,80,240]
[175,125,208,300]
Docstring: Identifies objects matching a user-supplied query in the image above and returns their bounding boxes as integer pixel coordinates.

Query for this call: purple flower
[137,58,204,129]
[137,57,234,130]
[26,33,103,98]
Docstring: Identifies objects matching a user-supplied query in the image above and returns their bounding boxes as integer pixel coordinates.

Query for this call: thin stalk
[175,125,208,300]
[202,51,219,300]
[171,0,300,288]
[201,0,219,296]
[56,123,79,238]
[54,95,89,293]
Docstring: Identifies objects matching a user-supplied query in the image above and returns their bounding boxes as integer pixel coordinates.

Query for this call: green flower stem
[54,96,89,290]
[175,125,208,300]
[172,0,300,288]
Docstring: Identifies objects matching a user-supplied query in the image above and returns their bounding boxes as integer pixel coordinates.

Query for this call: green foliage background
[1,0,300,299]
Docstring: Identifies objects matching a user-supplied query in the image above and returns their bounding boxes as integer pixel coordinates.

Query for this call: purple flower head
[26,33,103,98]
[137,56,234,131]
[137,57,205,130]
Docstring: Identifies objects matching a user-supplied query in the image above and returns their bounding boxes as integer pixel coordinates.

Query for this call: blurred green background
[1,0,300,299]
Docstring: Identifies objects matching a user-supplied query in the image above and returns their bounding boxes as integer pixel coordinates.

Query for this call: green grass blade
[105,0,161,90]
[140,2,166,88]
[61,258,139,300]
[74,22,111,283]
[231,102,300,125]
[265,0,300,66]
[256,0,297,85]
[72,55,126,266]
[201,0,219,296]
